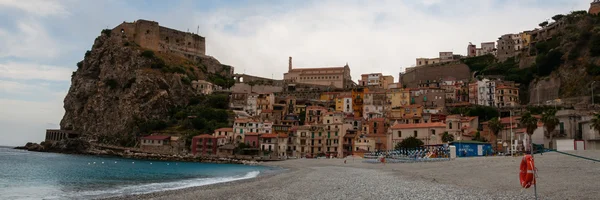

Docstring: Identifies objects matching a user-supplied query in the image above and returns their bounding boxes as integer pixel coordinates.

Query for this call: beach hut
[449,141,492,157]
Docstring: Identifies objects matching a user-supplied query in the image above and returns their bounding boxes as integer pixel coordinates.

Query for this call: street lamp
[592,81,596,105]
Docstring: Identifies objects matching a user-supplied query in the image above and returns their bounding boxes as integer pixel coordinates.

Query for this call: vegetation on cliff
[461,10,600,104]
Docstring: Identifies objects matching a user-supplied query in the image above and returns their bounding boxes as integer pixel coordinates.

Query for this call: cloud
[0,0,69,17]
[0,98,64,146]
[0,19,62,59]
[0,62,72,81]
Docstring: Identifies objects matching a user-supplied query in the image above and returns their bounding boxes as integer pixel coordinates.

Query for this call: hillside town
[41,3,600,161]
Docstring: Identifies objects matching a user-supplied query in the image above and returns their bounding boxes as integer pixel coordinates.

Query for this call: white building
[477,78,496,107]
[512,34,523,51]
[245,93,258,116]
[342,97,353,114]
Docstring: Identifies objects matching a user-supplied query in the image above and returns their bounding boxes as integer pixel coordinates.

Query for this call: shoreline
[105,151,600,200]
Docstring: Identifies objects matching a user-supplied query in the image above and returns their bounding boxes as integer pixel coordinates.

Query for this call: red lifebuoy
[519,155,536,188]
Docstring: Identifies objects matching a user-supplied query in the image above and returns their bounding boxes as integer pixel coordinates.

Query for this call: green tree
[539,21,549,28]
[552,14,565,21]
[394,136,424,149]
[520,112,539,152]
[590,113,600,138]
[247,81,256,93]
[488,117,504,150]
[299,111,306,125]
[541,109,560,148]
[441,132,454,143]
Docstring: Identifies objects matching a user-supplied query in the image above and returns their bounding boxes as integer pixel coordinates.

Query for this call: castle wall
[159,27,205,58]
[590,2,600,15]
[112,20,205,59]
[400,62,471,88]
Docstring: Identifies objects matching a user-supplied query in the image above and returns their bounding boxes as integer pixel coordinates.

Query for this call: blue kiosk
[450,141,493,157]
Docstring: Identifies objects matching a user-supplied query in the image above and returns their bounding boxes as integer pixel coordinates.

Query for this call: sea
[0,146,277,199]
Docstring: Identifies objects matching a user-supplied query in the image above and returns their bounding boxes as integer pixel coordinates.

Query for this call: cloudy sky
[0,0,590,146]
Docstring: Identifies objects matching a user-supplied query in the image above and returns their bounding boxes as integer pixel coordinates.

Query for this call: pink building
[244,133,260,148]
[191,134,218,155]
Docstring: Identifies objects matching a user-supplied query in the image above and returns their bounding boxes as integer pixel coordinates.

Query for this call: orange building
[351,87,368,117]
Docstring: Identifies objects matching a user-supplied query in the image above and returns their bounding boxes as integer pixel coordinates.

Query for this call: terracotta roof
[218,144,236,150]
[497,85,518,89]
[193,134,214,139]
[307,106,327,110]
[261,109,273,113]
[245,132,260,136]
[370,118,385,122]
[260,133,288,138]
[141,135,171,140]
[289,66,346,72]
[344,134,357,138]
[235,118,250,123]
[216,136,227,138]
[402,104,423,108]
[215,128,233,132]
[390,122,446,129]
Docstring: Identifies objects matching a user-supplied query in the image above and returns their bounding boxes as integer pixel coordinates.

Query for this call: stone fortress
[111,19,206,60]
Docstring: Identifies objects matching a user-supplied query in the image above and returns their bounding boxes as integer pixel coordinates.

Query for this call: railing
[362,146,451,163]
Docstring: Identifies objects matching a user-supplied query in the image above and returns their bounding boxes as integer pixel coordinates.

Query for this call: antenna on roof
[197,25,199,35]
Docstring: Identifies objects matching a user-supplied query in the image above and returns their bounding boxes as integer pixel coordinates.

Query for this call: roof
[215,127,233,132]
[261,109,273,113]
[497,85,518,89]
[216,136,227,138]
[245,132,260,136]
[390,122,446,129]
[193,134,214,139]
[218,144,236,150]
[141,135,171,140]
[289,66,346,72]
[344,133,357,138]
[260,133,288,138]
[370,118,385,122]
[450,140,491,145]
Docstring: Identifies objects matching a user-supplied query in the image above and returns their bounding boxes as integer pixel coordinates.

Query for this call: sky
[0,0,591,146]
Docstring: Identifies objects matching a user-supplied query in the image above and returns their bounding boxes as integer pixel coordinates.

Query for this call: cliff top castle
[112,19,206,59]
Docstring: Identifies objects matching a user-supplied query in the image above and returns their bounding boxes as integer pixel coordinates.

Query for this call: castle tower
[288,56,292,71]
[590,0,600,15]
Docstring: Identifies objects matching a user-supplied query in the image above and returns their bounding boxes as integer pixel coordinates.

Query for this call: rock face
[60,30,229,141]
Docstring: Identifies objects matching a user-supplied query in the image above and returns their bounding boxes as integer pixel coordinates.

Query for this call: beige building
[283,57,353,89]
[416,58,441,66]
[359,73,394,89]
[388,122,446,148]
[191,80,214,95]
[495,85,519,108]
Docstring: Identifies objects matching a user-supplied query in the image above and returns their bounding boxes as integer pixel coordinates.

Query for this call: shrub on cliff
[101,29,111,37]
[104,79,118,89]
[141,50,155,59]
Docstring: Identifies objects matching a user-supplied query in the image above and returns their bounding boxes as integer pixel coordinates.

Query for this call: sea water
[0,147,275,199]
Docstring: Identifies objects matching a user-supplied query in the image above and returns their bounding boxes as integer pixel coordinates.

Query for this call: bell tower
[590,0,600,15]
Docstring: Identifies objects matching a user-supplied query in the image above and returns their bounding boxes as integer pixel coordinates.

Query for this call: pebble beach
[109,151,600,200]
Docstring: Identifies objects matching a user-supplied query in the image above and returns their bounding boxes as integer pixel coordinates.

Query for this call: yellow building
[388,89,410,109]
[521,31,532,47]
[390,105,423,124]
[320,92,339,101]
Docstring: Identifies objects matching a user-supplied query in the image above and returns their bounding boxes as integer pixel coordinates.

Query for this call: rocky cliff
[60,29,232,144]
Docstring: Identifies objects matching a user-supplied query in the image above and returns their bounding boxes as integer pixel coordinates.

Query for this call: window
[397,131,402,137]
[449,122,453,129]
[413,131,417,137]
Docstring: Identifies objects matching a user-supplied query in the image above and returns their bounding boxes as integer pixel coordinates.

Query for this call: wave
[65,171,261,199]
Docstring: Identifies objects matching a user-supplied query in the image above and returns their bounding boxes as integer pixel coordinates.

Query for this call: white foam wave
[70,171,260,199]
